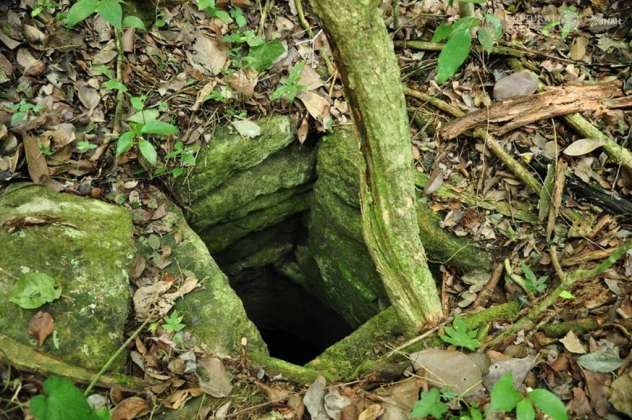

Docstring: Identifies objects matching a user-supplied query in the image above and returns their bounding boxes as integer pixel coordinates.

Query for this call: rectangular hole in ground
[228,266,353,365]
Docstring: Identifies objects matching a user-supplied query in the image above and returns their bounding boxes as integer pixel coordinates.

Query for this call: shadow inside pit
[229,266,353,365]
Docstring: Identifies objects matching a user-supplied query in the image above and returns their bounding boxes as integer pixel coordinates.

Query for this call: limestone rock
[0,184,134,371]
[137,190,266,356]
[493,70,539,100]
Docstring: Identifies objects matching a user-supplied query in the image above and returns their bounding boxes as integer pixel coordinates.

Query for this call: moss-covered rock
[198,191,312,254]
[307,128,491,326]
[136,190,267,356]
[176,115,296,201]
[0,184,134,371]
[187,145,315,232]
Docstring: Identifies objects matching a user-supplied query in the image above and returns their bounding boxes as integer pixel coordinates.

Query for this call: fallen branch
[440,82,629,139]
[483,239,632,349]
[394,40,526,57]
[405,87,543,194]
[0,334,148,392]
[506,58,632,174]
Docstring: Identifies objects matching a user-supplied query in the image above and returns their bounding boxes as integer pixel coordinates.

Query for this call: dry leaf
[78,86,101,110]
[16,48,45,76]
[191,79,217,112]
[570,36,588,60]
[298,92,330,123]
[197,357,233,398]
[563,138,605,156]
[23,135,50,183]
[560,330,587,354]
[298,65,324,91]
[189,34,227,75]
[255,381,290,402]
[164,388,203,410]
[358,404,383,420]
[297,116,309,144]
[225,68,258,97]
[28,311,54,346]
[111,397,149,420]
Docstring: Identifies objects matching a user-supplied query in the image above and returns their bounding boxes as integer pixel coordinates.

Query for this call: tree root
[483,239,632,349]
[0,334,148,392]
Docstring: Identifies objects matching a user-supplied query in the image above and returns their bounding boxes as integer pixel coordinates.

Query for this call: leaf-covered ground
[1,0,631,418]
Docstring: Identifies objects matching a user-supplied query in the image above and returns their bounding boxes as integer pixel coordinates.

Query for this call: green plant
[163,141,196,177]
[520,263,548,294]
[77,141,98,153]
[9,272,62,310]
[490,373,568,420]
[8,100,44,126]
[542,5,579,39]
[411,388,448,419]
[439,316,480,351]
[31,0,59,17]
[64,0,145,30]
[224,30,264,47]
[432,12,503,84]
[116,96,179,166]
[195,0,231,23]
[162,310,186,333]
[271,62,307,103]
[30,376,110,420]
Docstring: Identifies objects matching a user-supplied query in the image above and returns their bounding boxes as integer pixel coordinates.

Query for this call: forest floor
[1,0,632,418]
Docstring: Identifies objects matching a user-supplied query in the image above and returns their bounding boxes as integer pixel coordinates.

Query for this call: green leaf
[129,96,146,112]
[516,399,535,420]
[230,7,247,27]
[163,310,186,333]
[138,139,157,165]
[141,120,179,136]
[122,15,145,30]
[64,0,98,27]
[432,22,453,43]
[9,272,62,309]
[577,351,624,373]
[246,40,285,72]
[103,79,127,92]
[76,141,97,152]
[478,14,503,52]
[10,111,28,126]
[116,131,135,156]
[96,0,122,29]
[560,5,579,39]
[127,109,159,124]
[411,389,448,419]
[528,389,568,420]
[29,376,108,420]
[490,373,522,413]
[559,289,574,300]
[452,16,480,32]
[439,316,480,351]
[436,28,472,84]
[213,9,232,24]
[467,406,483,420]
[541,20,560,37]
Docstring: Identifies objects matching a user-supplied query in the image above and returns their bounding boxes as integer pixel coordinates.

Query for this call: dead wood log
[441,82,630,139]
[308,0,443,333]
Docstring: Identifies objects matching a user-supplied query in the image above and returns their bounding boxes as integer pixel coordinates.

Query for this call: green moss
[187,145,315,231]
[306,307,403,380]
[250,352,321,384]
[197,191,312,254]
[0,185,134,371]
[176,116,296,203]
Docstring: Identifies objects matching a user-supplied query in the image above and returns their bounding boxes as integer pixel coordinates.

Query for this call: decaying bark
[441,82,631,139]
[308,0,442,333]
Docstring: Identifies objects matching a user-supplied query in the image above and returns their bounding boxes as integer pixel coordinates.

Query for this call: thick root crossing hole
[229,266,353,365]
